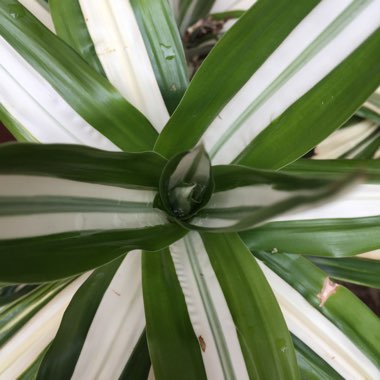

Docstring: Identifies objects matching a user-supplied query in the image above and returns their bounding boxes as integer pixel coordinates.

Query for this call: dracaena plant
[0,0,380,379]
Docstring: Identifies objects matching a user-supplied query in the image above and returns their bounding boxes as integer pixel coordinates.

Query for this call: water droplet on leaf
[160,43,176,61]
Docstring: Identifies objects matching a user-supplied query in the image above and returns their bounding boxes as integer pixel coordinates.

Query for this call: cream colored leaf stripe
[71,252,145,380]
[313,120,379,159]
[258,262,380,380]
[78,0,169,131]
[201,0,380,164]
[0,175,167,240]
[1,253,146,379]
[190,184,317,230]
[17,0,55,32]
[211,0,256,13]
[0,275,89,379]
[0,36,117,149]
[197,183,380,231]
[269,184,380,223]
[170,232,249,380]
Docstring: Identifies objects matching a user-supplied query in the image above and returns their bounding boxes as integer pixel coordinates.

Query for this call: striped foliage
[155,0,380,170]
[1,0,380,379]
[0,144,184,282]
[50,0,188,125]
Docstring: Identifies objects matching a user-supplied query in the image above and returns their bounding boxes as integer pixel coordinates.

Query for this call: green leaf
[0,0,157,151]
[155,0,318,158]
[252,250,380,368]
[0,225,185,283]
[0,143,167,189]
[130,0,189,113]
[37,259,122,379]
[118,331,151,380]
[156,0,380,169]
[235,27,380,169]
[309,256,380,289]
[142,249,207,380]
[241,216,380,258]
[159,145,214,220]
[201,233,300,380]
[49,0,105,75]
[284,158,380,183]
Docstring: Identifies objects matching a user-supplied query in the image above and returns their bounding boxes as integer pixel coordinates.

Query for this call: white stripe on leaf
[170,233,249,380]
[72,251,145,380]
[314,120,379,159]
[0,36,117,149]
[147,367,155,380]
[190,184,322,230]
[258,262,379,380]
[0,175,157,202]
[358,249,380,260]
[208,185,300,208]
[78,0,169,131]
[0,175,167,239]
[17,0,55,32]
[201,0,380,164]
[270,184,380,222]
[0,212,167,239]
[211,0,256,13]
[0,275,90,379]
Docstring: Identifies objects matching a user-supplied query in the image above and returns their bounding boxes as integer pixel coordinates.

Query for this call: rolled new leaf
[159,145,214,220]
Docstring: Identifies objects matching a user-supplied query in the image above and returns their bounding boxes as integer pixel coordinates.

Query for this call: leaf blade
[142,249,207,380]
[0,0,157,152]
[201,232,300,379]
